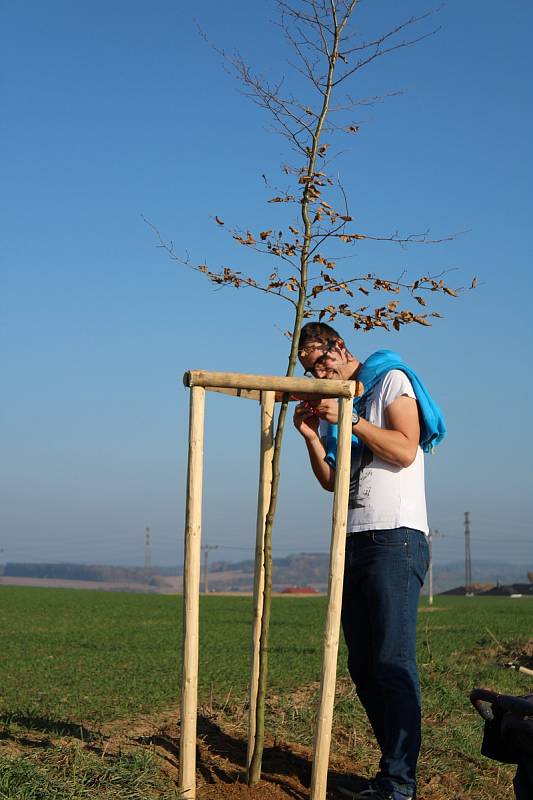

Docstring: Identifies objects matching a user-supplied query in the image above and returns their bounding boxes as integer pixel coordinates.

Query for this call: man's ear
[337,338,355,362]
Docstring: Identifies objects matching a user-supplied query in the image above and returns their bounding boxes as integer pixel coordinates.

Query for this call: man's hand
[310,398,339,425]
[293,401,335,492]
[293,401,320,441]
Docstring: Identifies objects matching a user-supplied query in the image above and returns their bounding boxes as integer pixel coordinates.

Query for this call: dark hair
[298,322,341,353]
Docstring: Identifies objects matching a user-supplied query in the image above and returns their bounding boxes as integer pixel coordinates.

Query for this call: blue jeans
[341,527,429,798]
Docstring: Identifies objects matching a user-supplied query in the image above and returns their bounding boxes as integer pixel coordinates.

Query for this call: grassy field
[0,586,531,798]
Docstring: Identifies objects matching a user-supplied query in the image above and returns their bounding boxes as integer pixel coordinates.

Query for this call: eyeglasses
[302,341,336,378]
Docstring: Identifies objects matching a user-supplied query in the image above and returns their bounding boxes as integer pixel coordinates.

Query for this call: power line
[431,533,531,543]
[430,515,532,527]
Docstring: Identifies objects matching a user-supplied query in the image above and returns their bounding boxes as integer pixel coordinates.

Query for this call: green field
[0,586,531,798]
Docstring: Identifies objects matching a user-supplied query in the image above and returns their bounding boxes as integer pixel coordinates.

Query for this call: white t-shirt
[325,370,429,535]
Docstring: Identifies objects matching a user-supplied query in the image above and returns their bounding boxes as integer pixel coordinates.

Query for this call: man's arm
[311,394,420,469]
[293,404,335,491]
[304,434,336,491]
[354,395,420,468]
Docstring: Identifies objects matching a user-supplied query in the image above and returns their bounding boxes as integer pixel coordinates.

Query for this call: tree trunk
[247,12,344,785]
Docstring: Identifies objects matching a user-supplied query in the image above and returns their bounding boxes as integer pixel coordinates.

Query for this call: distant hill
[207,555,533,594]
[209,553,330,592]
[2,562,166,587]
[2,555,531,595]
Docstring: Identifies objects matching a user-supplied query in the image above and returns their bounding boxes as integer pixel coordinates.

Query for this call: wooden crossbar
[184,369,355,398]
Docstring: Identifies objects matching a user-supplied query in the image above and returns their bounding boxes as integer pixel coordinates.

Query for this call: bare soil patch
[2,670,521,800]
[92,703,515,800]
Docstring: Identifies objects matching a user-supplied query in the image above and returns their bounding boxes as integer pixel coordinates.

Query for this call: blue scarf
[325,349,447,468]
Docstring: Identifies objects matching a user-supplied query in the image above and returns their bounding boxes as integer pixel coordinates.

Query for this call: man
[294,322,445,800]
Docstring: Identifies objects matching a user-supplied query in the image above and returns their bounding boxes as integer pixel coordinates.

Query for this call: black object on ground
[470,687,533,800]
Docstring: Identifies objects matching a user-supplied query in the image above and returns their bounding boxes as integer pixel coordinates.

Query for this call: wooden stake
[179,386,205,800]
[247,391,275,776]
[310,395,353,800]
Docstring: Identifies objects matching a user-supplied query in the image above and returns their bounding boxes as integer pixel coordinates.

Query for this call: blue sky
[3,1,532,570]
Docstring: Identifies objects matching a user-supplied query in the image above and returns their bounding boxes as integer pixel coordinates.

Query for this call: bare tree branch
[142,216,298,306]
[333,9,441,86]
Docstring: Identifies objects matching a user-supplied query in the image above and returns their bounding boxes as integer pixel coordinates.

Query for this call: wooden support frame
[180,370,355,800]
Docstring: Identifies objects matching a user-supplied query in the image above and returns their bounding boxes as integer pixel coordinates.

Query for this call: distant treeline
[3,563,166,585]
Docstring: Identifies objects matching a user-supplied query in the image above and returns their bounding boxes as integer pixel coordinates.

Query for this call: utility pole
[202,545,219,594]
[427,528,442,606]
[144,527,152,577]
[464,512,473,596]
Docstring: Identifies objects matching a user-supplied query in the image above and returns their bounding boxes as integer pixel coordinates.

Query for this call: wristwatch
[351,411,360,427]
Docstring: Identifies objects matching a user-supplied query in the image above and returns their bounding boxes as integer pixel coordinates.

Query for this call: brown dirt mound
[1,677,519,799]
[100,708,352,799]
